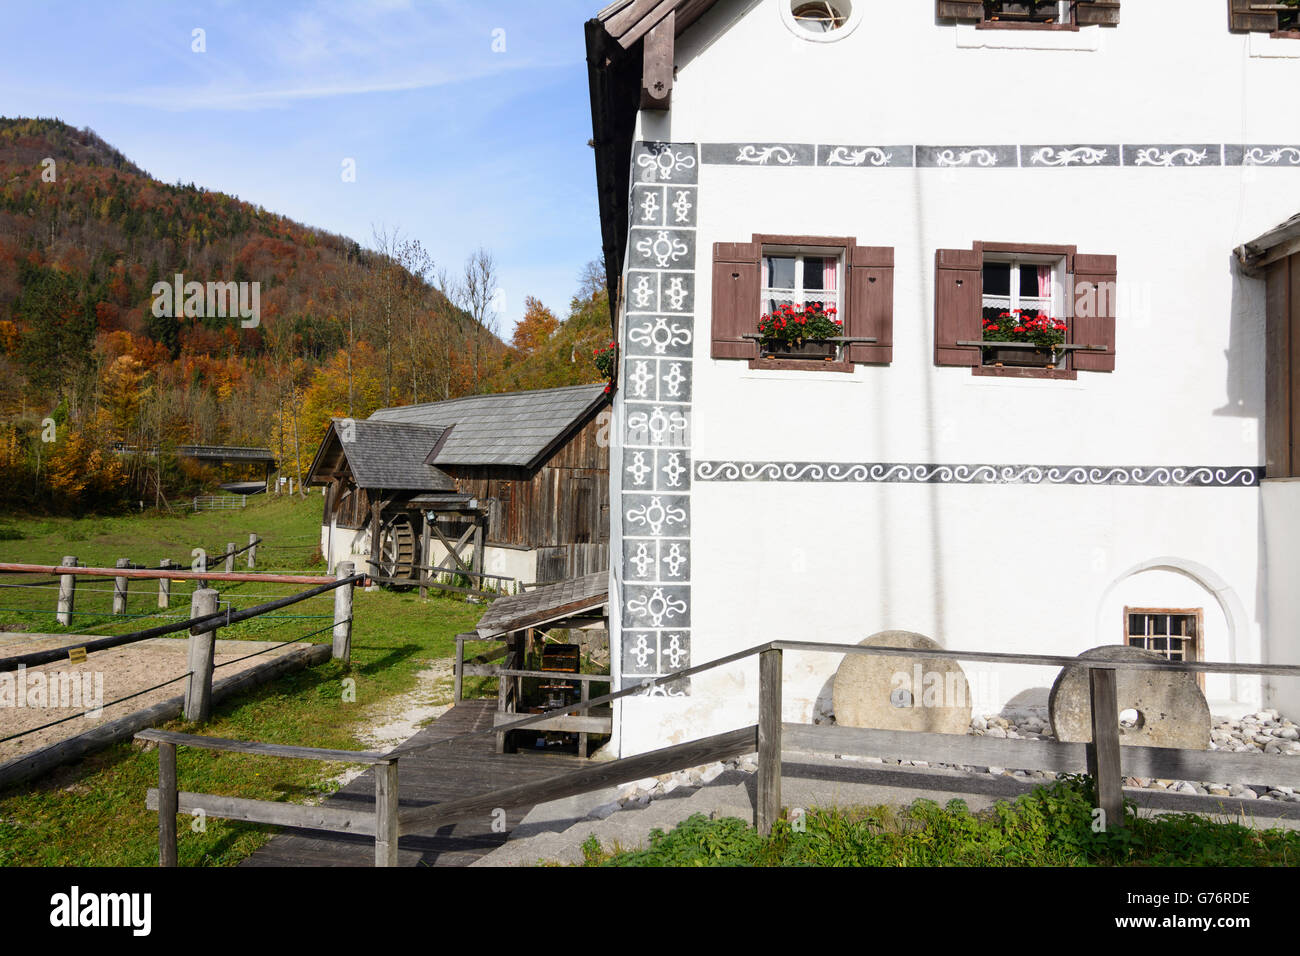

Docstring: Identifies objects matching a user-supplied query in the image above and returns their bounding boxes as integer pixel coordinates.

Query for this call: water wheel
[378,514,418,583]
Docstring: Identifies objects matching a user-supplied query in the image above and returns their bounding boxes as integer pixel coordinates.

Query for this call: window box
[712,235,895,369]
[939,0,1119,27]
[763,340,840,361]
[1230,0,1300,35]
[934,242,1118,378]
[982,343,1059,368]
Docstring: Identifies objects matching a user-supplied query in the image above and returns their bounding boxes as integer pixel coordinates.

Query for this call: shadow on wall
[1215,254,1266,424]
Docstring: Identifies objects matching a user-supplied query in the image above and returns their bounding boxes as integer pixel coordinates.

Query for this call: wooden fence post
[419,514,431,600]
[224,543,235,574]
[374,760,399,867]
[113,558,130,616]
[195,549,208,590]
[158,741,178,867]
[757,646,783,836]
[158,560,173,609]
[56,555,76,626]
[332,562,354,661]
[247,533,257,570]
[1086,666,1124,830]
[453,635,465,703]
[184,589,219,722]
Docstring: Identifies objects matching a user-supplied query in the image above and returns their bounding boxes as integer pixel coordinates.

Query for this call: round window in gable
[782,0,861,42]
[792,1,849,34]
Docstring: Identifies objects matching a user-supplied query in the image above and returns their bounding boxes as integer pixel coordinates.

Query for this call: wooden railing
[138,640,1300,866]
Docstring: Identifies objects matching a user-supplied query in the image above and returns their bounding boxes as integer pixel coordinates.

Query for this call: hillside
[0,117,608,512]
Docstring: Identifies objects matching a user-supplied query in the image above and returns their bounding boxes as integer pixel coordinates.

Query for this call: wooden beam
[641,10,674,110]
[1087,668,1125,829]
[148,788,376,836]
[136,728,390,764]
[757,647,782,835]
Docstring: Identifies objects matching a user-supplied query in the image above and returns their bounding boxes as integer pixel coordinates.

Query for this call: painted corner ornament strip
[622,143,700,697]
[693,461,1264,487]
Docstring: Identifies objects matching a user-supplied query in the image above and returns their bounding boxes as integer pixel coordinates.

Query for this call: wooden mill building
[307,384,610,588]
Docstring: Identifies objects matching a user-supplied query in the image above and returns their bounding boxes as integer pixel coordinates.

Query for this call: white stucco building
[585,0,1300,755]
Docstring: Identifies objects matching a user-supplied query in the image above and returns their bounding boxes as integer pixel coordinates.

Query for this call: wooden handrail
[139,636,1300,866]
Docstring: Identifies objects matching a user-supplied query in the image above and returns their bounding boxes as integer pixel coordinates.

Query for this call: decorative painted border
[698,143,1300,169]
[618,142,701,699]
[694,461,1265,487]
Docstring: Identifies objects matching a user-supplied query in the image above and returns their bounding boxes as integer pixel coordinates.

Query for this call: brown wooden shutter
[1073,254,1118,372]
[1076,2,1121,26]
[711,241,760,359]
[934,246,983,367]
[846,245,894,364]
[936,0,984,19]
[1229,0,1277,32]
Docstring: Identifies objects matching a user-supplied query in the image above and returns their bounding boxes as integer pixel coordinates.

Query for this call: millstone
[831,630,972,735]
[1048,645,1210,749]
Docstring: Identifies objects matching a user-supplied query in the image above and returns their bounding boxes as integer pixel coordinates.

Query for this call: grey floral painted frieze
[1227,145,1300,167]
[634,142,698,184]
[694,461,1265,487]
[1124,145,1220,168]
[1024,145,1117,167]
[695,142,1300,169]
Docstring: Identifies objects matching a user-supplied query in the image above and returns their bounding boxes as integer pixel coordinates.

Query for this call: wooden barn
[307,384,610,588]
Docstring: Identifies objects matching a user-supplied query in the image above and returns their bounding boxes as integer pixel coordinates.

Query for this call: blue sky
[0,0,604,335]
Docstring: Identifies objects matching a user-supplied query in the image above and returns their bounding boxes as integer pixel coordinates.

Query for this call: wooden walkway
[242,699,586,867]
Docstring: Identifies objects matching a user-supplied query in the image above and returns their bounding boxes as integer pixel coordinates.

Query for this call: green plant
[757,302,842,347]
[592,342,617,392]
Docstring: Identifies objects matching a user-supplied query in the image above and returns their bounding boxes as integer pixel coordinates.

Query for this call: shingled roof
[369,384,608,469]
[1238,212,1300,276]
[315,419,457,492]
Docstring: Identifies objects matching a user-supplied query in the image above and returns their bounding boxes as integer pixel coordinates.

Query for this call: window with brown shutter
[934,242,1117,379]
[710,241,761,360]
[1229,0,1298,33]
[937,1,1120,28]
[711,235,895,371]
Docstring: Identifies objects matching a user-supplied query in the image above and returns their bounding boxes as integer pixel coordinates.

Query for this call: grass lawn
[0,495,493,866]
[579,777,1300,867]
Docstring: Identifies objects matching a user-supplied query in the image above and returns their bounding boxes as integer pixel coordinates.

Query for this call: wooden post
[472,518,485,578]
[332,562,354,661]
[374,760,399,867]
[453,635,464,703]
[196,549,208,591]
[757,647,783,836]
[578,679,590,759]
[419,513,431,600]
[56,555,76,626]
[496,647,517,754]
[369,502,382,586]
[1086,666,1124,830]
[184,589,219,722]
[247,533,257,570]
[224,543,235,574]
[158,560,173,609]
[158,741,178,867]
[113,558,130,616]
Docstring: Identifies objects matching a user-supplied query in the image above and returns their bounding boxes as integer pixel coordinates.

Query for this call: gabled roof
[309,419,457,492]
[369,384,608,469]
[1238,212,1300,276]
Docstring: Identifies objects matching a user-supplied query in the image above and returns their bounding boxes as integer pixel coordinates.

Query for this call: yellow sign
[67,647,87,664]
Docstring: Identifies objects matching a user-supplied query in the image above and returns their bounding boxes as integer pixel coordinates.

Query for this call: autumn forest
[0,117,610,512]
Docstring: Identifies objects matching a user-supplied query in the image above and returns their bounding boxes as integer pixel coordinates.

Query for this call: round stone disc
[1048,645,1210,749]
[832,630,972,735]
